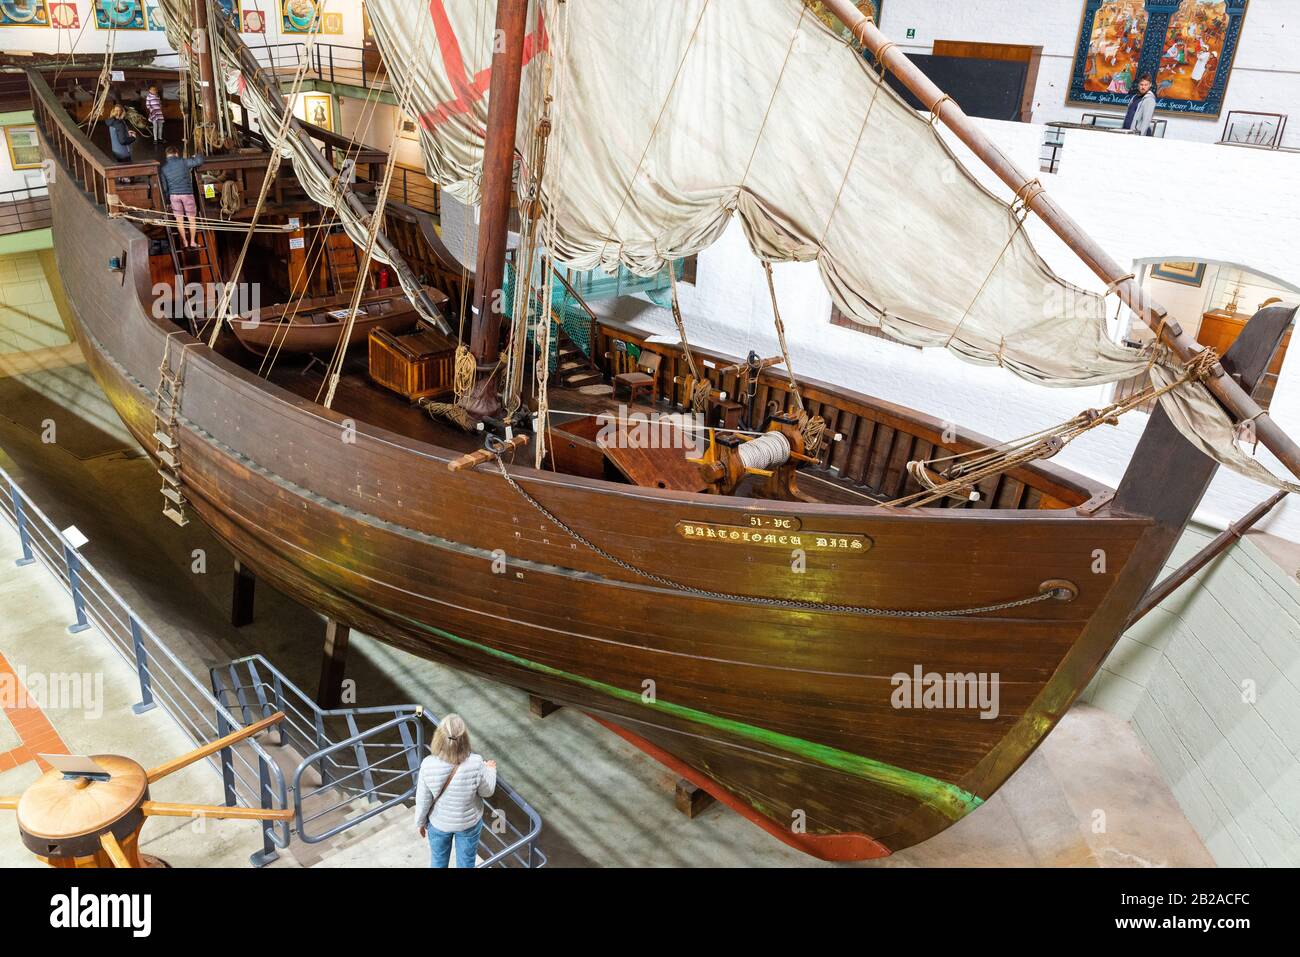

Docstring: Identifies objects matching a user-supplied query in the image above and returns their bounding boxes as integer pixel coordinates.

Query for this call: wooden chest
[368,326,458,402]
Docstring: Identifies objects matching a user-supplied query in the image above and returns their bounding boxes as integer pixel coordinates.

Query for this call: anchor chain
[487,441,1071,619]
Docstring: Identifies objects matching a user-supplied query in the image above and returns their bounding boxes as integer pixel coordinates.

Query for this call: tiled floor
[0,646,70,775]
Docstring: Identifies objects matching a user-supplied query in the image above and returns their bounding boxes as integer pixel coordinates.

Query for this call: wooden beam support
[231,558,255,628]
[141,800,295,821]
[675,778,716,819]
[317,617,351,709]
[528,694,561,719]
[820,0,1300,486]
[99,832,133,869]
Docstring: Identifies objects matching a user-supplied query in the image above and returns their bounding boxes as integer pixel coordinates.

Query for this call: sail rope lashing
[319,9,433,411]
[667,266,712,414]
[533,261,555,468]
[258,56,401,379]
[84,26,116,138]
[535,3,575,470]
[762,260,827,453]
[502,90,555,421]
[941,179,1046,352]
[597,0,713,265]
[885,346,1227,508]
[201,15,331,347]
[485,439,1071,618]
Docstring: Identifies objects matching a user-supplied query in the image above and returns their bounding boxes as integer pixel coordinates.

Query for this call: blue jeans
[427,818,483,869]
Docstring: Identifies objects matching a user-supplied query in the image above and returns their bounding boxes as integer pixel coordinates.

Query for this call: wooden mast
[190,0,221,149]
[464,0,530,423]
[820,0,1300,486]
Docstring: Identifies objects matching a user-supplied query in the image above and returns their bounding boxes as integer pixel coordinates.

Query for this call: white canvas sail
[363,0,1296,491]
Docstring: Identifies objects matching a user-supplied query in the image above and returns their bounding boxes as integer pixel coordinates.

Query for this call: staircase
[209,654,545,868]
[153,334,190,527]
[555,323,606,391]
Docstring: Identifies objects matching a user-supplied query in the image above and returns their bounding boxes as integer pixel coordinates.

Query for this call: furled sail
[149,0,445,332]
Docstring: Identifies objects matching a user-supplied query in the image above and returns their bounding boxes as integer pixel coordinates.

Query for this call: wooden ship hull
[31,38,1288,859]
[47,161,1197,862]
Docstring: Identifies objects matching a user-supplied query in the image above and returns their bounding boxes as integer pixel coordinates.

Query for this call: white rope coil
[737,431,792,471]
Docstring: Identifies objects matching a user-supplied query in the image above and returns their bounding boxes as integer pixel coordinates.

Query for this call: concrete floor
[0,359,1216,867]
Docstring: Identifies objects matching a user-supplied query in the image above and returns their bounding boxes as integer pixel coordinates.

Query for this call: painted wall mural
[279,0,322,34]
[93,0,146,30]
[1069,0,1250,117]
[0,0,50,27]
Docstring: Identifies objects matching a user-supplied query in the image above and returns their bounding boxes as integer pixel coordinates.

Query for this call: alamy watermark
[151,279,261,326]
[595,406,707,458]
[0,666,103,720]
[890,665,1000,720]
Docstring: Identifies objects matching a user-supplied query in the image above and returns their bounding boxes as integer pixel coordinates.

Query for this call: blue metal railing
[214,654,546,867]
[0,464,292,864]
[0,465,544,867]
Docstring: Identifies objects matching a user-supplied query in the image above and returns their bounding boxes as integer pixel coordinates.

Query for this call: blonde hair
[109,105,125,119]
[431,713,470,764]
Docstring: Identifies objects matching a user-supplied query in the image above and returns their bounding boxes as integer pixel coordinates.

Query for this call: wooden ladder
[153,334,191,527]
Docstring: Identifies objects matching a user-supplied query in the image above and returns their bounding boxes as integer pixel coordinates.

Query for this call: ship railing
[0,183,52,235]
[212,653,546,867]
[0,465,293,865]
[26,69,160,209]
[153,42,384,92]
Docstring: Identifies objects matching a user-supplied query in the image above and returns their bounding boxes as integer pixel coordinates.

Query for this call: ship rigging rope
[486,439,1069,618]
[202,10,331,348]
[763,261,827,453]
[319,10,434,410]
[885,346,1240,508]
[256,47,397,376]
[667,267,712,414]
[84,27,116,139]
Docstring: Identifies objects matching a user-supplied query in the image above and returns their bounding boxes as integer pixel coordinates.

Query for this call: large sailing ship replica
[20,0,1300,860]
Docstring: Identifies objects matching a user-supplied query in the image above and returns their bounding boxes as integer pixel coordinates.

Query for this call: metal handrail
[0,464,292,864]
[228,653,545,866]
[292,714,425,842]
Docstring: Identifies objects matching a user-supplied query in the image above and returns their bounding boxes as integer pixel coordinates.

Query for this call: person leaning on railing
[414,714,497,869]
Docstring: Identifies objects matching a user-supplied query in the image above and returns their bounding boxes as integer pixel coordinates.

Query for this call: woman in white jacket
[414,714,497,868]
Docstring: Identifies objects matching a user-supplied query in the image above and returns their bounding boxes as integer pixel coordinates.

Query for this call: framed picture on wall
[93,0,148,30]
[1067,0,1250,119]
[0,1,50,27]
[398,115,420,141]
[1150,261,1208,287]
[241,8,266,33]
[279,0,322,34]
[4,125,44,170]
[302,94,333,132]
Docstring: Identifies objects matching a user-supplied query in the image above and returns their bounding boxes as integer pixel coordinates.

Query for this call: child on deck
[145,85,165,143]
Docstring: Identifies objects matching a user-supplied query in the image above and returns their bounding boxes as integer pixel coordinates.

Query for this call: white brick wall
[879,0,1299,146]
[1084,525,1300,866]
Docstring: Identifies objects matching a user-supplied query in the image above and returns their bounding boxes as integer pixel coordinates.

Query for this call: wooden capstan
[691,411,817,501]
[0,712,291,868]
